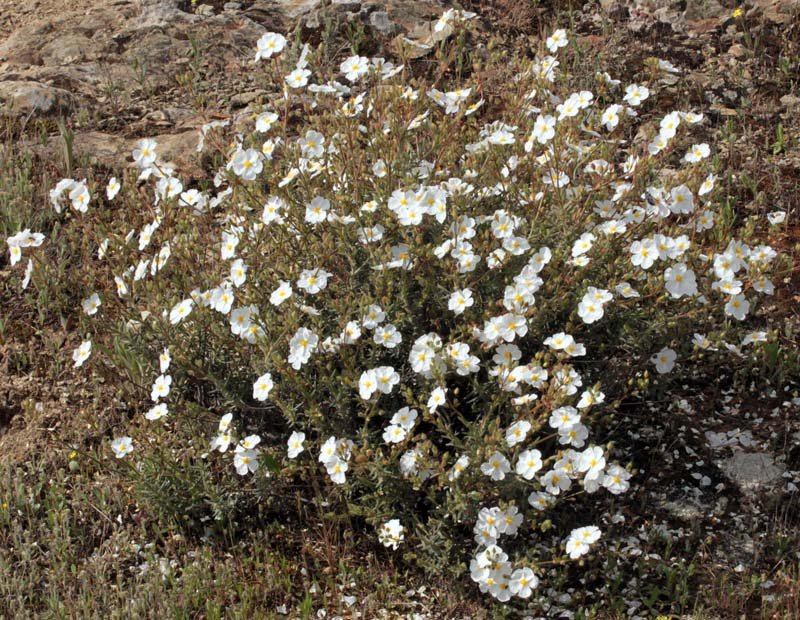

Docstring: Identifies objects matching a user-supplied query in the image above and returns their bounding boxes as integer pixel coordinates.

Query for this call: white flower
[374,324,402,348]
[169,298,194,325]
[297,269,331,294]
[509,567,539,598]
[21,259,32,289]
[602,465,631,494]
[724,294,750,320]
[288,327,318,369]
[427,386,447,412]
[285,68,311,89]
[515,449,543,480]
[210,285,235,315]
[559,423,589,448]
[684,143,710,163]
[571,232,595,257]
[374,366,400,395]
[325,456,348,484]
[287,431,305,458]
[391,407,418,430]
[742,331,767,346]
[528,491,554,511]
[106,177,120,200]
[505,420,531,447]
[664,263,697,298]
[233,448,260,475]
[255,111,279,133]
[358,369,378,400]
[529,114,556,146]
[577,446,606,480]
[255,32,286,60]
[378,519,405,549]
[546,28,568,53]
[383,424,408,444]
[615,282,640,298]
[270,280,293,306]
[341,321,362,344]
[651,347,677,374]
[549,406,580,430]
[340,55,370,82]
[577,388,604,409]
[623,83,649,106]
[220,231,239,260]
[82,293,101,316]
[111,436,134,458]
[253,372,274,401]
[630,238,657,269]
[362,304,385,329]
[371,159,388,177]
[577,298,604,324]
[145,403,168,421]
[231,149,263,181]
[767,211,786,225]
[132,138,157,167]
[449,454,470,481]
[151,374,172,401]
[601,104,621,130]
[305,196,330,224]
[434,8,455,32]
[72,340,92,368]
[448,289,474,315]
[670,184,695,214]
[481,451,511,481]
[69,181,91,213]
[752,276,774,295]
[565,525,601,559]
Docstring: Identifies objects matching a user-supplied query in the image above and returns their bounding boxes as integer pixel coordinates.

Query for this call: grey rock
[229,90,263,107]
[719,451,784,497]
[40,33,93,65]
[274,0,322,19]
[0,80,73,116]
[780,94,800,110]
[663,498,704,521]
[195,3,215,16]
[369,10,397,36]
[132,0,199,31]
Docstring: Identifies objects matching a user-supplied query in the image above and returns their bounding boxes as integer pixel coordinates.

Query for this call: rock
[331,0,361,9]
[40,33,94,65]
[230,90,264,108]
[223,2,242,11]
[274,0,322,20]
[780,94,800,110]
[0,80,73,116]
[73,129,202,177]
[394,19,453,59]
[684,0,725,20]
[719,452,784,497]
[369,10,397,36]
[663,498,704,521]
[132,0,200,31]
[195,4,215,17]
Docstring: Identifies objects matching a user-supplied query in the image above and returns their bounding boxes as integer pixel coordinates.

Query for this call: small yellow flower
[69,451,77,460]
[732,7,744,17]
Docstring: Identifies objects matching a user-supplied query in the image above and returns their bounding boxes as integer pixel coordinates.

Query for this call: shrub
[6,10,788,607]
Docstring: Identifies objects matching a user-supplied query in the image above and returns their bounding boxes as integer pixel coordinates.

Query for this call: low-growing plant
[4,9,790,611]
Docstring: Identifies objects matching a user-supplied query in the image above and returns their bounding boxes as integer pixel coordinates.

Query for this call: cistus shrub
[8,9,787,606]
